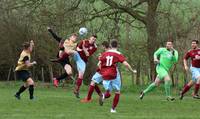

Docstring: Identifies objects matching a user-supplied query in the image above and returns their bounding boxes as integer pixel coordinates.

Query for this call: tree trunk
[136,59,141,85]
[146,0,160,81]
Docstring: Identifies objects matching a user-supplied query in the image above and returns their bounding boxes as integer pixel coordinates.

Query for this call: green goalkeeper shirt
[154,48,178,71]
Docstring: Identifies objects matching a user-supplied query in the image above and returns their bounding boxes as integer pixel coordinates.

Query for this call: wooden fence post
[49,65,53,83]
[7,66,12,82]
[41,67,45,83]
[13,65,17,81]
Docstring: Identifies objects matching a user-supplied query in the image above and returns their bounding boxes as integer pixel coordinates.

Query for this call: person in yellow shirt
[14,40,37,100]
[47,27,78,87]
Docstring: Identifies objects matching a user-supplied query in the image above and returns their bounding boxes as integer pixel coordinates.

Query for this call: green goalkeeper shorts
[156,65,169,80]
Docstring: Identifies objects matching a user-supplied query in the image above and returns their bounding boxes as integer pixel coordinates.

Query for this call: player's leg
[91,72,102,97]
[140,66,166,99]
[111,76,121,113]
[76,70,85,90]
[73,52,86,98]
[94,85,102,97]
[53,64,72,87]
[15,83,27,100]
[193,79,200,99]
[140,76,161,100]
[102,67,121,101]
[74,71,84,98]
[81,72,102,102]
[102,77,117,99]
[80,81,95,103]
[104,90,111,98]
[100,80,112,106]
[15,71,29,100]
[111,90,120,113]
[186,67,200,99]
[180,80,194,100]
[163,75,175,101]
[26,77,35,100]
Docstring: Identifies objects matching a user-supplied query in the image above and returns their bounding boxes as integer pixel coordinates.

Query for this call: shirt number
[106,56,113,66]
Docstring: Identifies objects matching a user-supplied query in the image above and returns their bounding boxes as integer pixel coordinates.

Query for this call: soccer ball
[79,27,88,36]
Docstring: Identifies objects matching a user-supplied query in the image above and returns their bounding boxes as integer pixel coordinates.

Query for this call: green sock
[143,83,156,94]
[164,80,171,97]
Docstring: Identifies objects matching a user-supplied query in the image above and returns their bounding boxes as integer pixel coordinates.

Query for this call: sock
[57,73,68,81]
[76,78,83,92]
[104,90,111,98]
[181,84,192,95]
[29,85,34,99]
[164,80,171,97]
[16,85,27,95]
[86,85,95,100]
[112,93,120,110]
[143,82,156,94]
[94,85,102,96]
[194,84,200,95]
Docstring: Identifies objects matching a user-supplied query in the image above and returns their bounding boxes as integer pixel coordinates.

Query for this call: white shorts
[190,66,200,82]
[73,52,86,74]
[103,69,121,91]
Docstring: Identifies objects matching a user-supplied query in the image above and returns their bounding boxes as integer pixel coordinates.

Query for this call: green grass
[1,82,200,119]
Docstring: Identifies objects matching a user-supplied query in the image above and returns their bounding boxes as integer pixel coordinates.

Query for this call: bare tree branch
[102,0,147,24]
[64,0,81,12]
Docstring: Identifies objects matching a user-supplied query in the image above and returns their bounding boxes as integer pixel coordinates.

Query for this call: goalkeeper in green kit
[140,40,178,101]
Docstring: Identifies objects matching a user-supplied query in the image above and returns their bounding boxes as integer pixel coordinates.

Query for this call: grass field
[1,82,200,119]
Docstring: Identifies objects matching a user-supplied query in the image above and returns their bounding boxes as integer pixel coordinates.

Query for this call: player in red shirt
[80,41,110,103]
[73,35,97,98]
[98,39,135,113]
[180,40,200,99]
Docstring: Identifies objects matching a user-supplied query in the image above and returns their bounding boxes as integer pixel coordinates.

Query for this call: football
[79,27,88,36]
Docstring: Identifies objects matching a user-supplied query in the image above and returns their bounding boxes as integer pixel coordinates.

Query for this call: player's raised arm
[29,40,34,52]
[122,61,135,74]
[47,27,62,42]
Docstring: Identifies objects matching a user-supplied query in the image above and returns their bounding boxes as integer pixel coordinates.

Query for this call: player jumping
[73,35,98,98]
[47,27,78,87]
[80,41,110,103]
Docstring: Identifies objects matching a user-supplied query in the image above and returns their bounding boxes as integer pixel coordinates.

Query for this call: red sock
[194,84,200,95]
[181,84,192,95]
[104,90,111,99]
[87,85,95,100]
[94,85,102,96]
[76,78,83,92]
[112,93,120,110]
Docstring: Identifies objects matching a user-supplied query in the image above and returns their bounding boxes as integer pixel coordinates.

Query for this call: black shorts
[56,52,71,67]
[16,70,31,82]
[60,59,71,67]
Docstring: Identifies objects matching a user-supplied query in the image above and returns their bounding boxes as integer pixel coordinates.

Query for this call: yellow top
[64,40,77,51]
[15,50,31,71]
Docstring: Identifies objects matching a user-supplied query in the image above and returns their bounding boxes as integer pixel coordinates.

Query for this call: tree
[101,0,160,80]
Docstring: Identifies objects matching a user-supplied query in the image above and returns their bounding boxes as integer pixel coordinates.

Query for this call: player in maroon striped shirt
[80,41,110,103]
[98,40,135,113]
[180,40,200,99]
[73,35,98,98]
